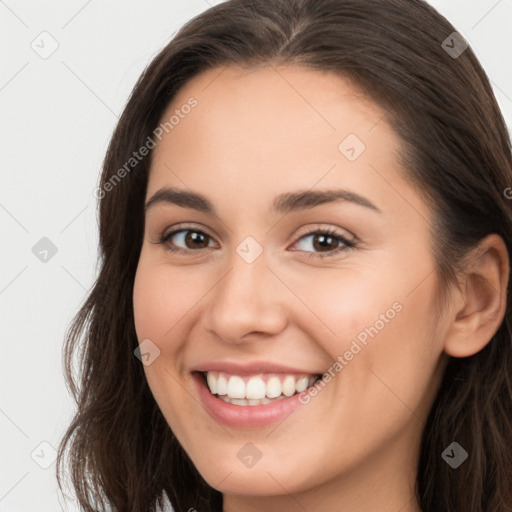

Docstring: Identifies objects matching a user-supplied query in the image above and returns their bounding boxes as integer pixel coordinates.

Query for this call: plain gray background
[1,1,511,510]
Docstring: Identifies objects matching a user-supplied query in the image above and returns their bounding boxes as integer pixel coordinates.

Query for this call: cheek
[286,266,403,358]
[133,259,205,438]
[289,259,443,408]
[133,259,201,350]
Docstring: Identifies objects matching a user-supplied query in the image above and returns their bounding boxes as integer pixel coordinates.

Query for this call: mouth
[196,370,322,406]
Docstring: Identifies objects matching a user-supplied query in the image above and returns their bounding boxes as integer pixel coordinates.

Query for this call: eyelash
[156,224,356,259]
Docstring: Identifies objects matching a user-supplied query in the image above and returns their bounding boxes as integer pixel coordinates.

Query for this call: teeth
[231,398,249,406]
[282,375,296,397]
[206,372,217,395]
[204,371,319,401]
[266,376,282,398]
[217,374,228,395]
[227,375,246,399]
[246,377,267,399]
[219,395,287,406]
[296,376,309,393]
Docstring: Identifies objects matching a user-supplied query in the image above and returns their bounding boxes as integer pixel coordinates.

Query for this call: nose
[201,248,289,344]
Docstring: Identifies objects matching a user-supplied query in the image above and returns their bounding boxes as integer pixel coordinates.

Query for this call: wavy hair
[56,1,512,510]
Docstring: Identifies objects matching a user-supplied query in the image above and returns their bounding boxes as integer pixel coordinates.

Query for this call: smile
[202,371,320,406]
[192,369,323,428]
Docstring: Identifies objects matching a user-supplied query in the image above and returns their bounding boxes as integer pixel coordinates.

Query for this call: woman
[56,0,512,511]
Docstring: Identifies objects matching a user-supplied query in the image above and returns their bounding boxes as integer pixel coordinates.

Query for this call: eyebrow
[144,186,381,214]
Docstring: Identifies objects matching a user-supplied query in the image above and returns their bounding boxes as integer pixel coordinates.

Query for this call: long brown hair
[56,1,512,510]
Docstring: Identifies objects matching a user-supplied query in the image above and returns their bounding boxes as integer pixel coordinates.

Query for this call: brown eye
[183,231,210,249]
[161,228,215,253]
[292,228,356,259]
[312,233,340,252]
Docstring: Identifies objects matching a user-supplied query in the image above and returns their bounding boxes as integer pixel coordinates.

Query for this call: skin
[132,64,509,512]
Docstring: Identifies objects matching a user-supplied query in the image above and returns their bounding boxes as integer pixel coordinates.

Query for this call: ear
[444,234,509,358]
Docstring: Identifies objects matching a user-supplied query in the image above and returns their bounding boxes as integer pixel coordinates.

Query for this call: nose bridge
[204,242,287,341]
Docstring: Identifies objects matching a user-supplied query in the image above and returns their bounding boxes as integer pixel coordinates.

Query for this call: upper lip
[191,361,323,376]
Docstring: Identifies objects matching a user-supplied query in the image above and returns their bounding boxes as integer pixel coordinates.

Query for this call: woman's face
[133,65,451,506]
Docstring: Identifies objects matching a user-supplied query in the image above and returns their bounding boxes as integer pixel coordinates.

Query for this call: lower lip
[192,372,309,429]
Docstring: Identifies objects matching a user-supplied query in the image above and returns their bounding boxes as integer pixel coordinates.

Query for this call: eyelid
[292,223,355,244]
[160,222,216,240]
[161,222,354,242]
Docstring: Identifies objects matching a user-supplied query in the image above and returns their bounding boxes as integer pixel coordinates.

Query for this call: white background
[1,1,511,510]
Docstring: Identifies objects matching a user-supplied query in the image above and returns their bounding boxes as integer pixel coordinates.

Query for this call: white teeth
[296,376,309,393]
[227,375,246,399]
[282,375,296,397]
[266,377,282,398]
[246,377,267,399]
[217,374,228,396]
[230,398,248,406]
[204,371,319,402]
[206,372,217,395]
[219,395,286,406]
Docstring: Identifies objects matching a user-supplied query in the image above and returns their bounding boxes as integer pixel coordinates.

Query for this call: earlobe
[444,234,509,358]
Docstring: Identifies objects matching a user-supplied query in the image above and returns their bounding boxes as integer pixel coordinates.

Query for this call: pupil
[187,231,208,248]
[314,234,336,252]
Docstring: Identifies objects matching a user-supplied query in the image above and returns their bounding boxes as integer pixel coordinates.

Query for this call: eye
[158,225,216,254]
[290,227,356,259]
[155,224,356,259]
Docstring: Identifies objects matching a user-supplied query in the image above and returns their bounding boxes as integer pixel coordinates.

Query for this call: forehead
[146,64,429,225]
[155,64,386,154]
[151,65,389,168]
